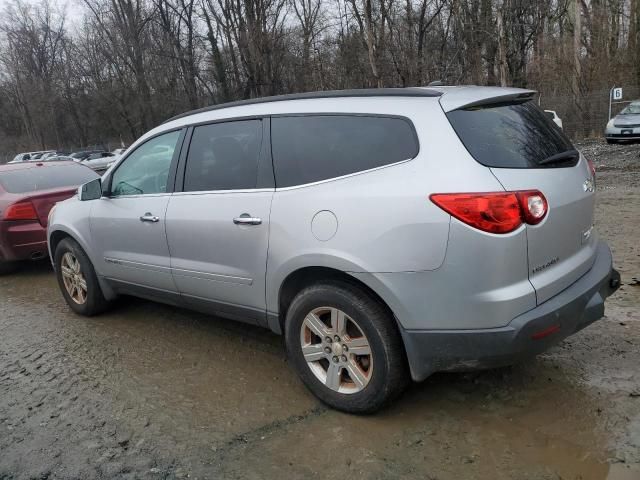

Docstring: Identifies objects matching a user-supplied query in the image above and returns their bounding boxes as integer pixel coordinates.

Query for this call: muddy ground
[1,139,639,480]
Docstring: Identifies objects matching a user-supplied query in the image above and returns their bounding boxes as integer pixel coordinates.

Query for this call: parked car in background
[0,161,99,274]
[605,100,640,144]
[9,153,32,163]
[69,150,107,161]
[29,151,55,160]
[82,152,118,172]
[544,110,563,129]
[39,151,68,160]
[111,147,128,156]
[44,155,75,163]
[48,87,619,413]
[9,150,55,163]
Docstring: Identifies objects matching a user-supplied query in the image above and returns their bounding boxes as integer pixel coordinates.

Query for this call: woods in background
[1,0,639,156]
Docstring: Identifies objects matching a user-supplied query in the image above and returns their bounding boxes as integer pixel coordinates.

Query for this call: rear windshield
[0,164,99,194]
[447,101,576,168]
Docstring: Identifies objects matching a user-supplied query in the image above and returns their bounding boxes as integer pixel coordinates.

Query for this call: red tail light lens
[430,192,523,233]
[3,201,38,221]
[430,190,547,234]
[587,158,596,178]
[516,190,548,225]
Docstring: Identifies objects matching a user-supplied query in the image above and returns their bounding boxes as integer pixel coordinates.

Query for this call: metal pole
[609,87,614,120]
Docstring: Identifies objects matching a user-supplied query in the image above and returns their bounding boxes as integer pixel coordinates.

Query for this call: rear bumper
[0,220,48,262]
[401,241,620,381]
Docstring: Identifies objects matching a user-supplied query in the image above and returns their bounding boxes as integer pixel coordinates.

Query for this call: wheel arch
[48,229,72,262]
[48,226,117,300]
[274,266,398,336]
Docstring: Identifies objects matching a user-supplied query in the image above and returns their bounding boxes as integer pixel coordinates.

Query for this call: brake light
[587,159,596,189]
[430,190,548,234]
[3,201,38,221]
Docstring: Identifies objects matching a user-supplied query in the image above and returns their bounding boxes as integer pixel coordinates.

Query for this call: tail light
[517,190,547,225]
[430,190,548,234]
[3,201,38,221]
[586,158,596,189]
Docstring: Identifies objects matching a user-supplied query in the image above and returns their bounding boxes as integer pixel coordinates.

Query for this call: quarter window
[271,115,418,188]
[183,120,262,191]
[110,130,181,196]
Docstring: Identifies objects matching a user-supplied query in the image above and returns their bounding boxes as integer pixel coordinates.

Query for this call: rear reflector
[531,324,561,340]
[3,201,38,221]
[430,190,548,234]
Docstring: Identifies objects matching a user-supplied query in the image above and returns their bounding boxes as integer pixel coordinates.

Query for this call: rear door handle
[140,213,160,223]
[233,214,262,226]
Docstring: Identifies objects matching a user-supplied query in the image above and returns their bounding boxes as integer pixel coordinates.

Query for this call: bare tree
[1,0,639,154]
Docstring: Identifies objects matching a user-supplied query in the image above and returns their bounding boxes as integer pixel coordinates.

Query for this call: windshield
[620,103,640,115]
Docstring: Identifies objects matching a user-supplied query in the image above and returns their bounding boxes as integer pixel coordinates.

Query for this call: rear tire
[285,281,408,414]
[0,261,18,275]
[54,238,110,316]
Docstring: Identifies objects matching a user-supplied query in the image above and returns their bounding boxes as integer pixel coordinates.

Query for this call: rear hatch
[444,94,597,304]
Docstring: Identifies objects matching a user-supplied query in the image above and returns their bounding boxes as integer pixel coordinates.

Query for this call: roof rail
[163,87,442,124]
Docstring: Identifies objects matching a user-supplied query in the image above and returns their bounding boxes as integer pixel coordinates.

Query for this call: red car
[0,161,98,274]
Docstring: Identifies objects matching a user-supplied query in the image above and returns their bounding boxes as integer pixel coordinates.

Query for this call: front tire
[285,281,408,414]
[54,238,110,316]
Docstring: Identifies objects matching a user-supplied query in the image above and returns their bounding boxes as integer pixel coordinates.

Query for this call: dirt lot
[1,139,639,480]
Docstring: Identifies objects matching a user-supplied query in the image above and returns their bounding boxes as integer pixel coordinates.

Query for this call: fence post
[609,87,614,120]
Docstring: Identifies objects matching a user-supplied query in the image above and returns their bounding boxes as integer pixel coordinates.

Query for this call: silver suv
[48,87,620,413]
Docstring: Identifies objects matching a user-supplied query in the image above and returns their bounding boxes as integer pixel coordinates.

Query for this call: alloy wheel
[299,306,373,394]
[60,252,88,305]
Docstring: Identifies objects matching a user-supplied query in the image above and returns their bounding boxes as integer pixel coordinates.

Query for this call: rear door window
[0,164,99,194]
[447,101,575,168]
[183,119,262,191]
[271,115,418,187]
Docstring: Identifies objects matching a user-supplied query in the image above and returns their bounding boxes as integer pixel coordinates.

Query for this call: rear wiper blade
[538,149,579,166]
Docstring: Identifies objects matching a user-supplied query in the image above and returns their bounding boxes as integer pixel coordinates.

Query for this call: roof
[164,87,442,123]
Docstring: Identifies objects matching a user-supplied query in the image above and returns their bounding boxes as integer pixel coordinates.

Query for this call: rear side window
[183,120,262,191]
[447,101,575,168]
[272,115,418,187]
[0,164,98,194]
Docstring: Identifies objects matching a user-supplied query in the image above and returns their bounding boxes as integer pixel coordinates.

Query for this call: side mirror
[79,178,102,201]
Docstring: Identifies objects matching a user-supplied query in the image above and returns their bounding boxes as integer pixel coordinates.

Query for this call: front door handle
[140,213,160,223]
[233,214,262,226]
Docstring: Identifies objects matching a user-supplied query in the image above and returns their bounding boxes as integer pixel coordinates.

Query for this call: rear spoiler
[435,86,537,112]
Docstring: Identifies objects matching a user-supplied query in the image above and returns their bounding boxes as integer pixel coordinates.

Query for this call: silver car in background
[81,152,119,172]
[47,87,620,413]
[606,100,640,143]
